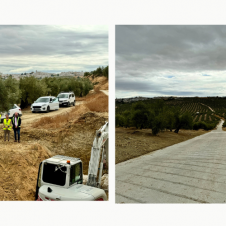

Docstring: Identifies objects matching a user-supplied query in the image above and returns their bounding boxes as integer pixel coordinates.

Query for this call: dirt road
[101,90,109,96]
[116,120,226,203]
[201,103,215,112]
[21,101,83,125]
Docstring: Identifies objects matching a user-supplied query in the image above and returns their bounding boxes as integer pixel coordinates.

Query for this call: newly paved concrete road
[116,120,226,203]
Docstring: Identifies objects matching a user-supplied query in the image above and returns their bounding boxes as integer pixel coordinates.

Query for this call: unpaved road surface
[21,101,83,125]
[100,90,109,96]
[116,120,226,203]
[201,103,215,112]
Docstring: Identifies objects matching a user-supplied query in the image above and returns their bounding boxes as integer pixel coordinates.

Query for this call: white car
[57,92,75,107]
[31,96,59,113]
[0,104,22,123]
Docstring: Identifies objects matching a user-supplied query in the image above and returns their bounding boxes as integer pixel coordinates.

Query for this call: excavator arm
[87,122,108,188]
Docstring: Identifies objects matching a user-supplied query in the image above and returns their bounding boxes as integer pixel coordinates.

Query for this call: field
[166,98,220,124]
[116,97,226,128]
[116,127,208,164]
[116,97,226,164]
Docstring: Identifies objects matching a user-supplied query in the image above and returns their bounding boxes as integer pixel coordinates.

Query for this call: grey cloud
[116,25,226,98]
[0,25,108,73]
[116,25,226,72]
[116,79,155,91]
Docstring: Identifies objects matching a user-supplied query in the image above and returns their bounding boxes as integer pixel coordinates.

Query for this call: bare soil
[21,101,84,125]
[116,127,209,164]
[0,88,108,201]
[91,76,108,90]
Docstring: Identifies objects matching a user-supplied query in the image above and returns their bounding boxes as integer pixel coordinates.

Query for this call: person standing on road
[3,114,12,142]
[12,112,21,143]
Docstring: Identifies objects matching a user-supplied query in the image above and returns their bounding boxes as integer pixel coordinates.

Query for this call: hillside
[0,87,108,200]
[88,75,108,90]
[116,97,225,129]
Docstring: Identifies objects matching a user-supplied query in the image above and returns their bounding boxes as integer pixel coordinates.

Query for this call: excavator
[35,122,108,201]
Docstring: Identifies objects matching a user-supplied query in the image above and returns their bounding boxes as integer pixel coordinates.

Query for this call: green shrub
[116,114,124,127]
[193,121,216,130]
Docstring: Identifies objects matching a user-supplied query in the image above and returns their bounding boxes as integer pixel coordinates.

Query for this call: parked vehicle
[31,96,59,113]
[0,104,22,123]
[57,91,75,107]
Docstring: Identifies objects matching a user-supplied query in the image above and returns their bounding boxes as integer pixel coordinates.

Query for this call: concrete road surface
[116,120,226,203]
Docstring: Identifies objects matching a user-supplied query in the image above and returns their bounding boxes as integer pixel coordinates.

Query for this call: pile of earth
[88,76,108,90]
[0,112,108,200]
[0,143,50,200]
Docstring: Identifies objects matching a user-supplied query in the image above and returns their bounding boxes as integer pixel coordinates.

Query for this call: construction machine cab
[35,122,108,201]
[35,155,83,200]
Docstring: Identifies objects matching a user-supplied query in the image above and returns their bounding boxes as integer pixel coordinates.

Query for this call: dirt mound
[88,76,108,90]
[0,111,107,200]
[0,143,50,200]
[47,112,107,174]
[32,104,89,129]
[85,92,108,113]
[78,91,108,112]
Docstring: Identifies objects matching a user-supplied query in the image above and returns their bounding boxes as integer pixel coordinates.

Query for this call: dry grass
[32,91,108,128]
[85,91,108,112]
[116,127,209,164]
[32,104,89,129]
[32,89,108,129]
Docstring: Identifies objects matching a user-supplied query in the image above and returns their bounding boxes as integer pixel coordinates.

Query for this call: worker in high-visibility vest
[3,114,12,141]
[12,112,21,143]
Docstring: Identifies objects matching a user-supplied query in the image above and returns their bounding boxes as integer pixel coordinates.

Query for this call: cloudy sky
[0,25,108,74]
[116,25,226,98]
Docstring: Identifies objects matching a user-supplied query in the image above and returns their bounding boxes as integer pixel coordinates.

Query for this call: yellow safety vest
[12,117,21,128]
[3,119,11,131]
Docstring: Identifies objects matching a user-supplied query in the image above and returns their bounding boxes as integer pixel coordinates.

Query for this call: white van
[31,96,59,113]
[57,92,75,107]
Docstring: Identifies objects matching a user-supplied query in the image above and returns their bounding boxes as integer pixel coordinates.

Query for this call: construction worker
[12,112,21,143]
[3,114,12,141]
